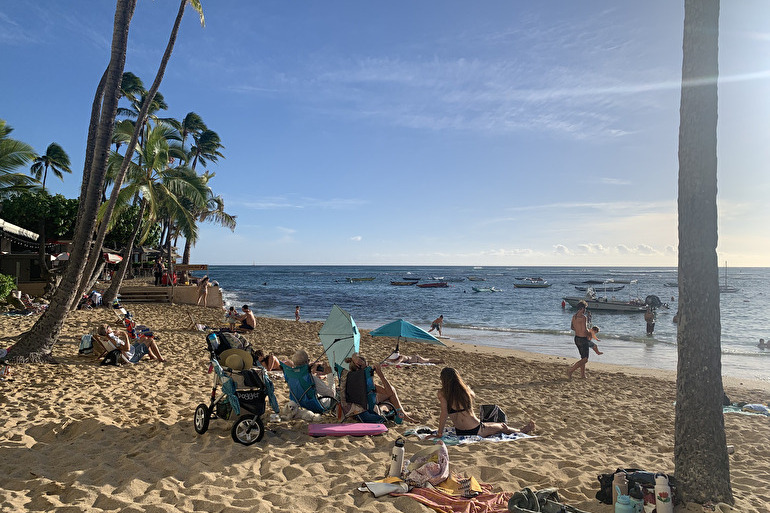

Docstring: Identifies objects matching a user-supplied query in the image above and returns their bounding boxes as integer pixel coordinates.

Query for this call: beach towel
[394,484,512,513]
[404,427,535,446]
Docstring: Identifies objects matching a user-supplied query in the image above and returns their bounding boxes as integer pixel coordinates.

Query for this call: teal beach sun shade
[318,305,360,372]
[369,319,445,353]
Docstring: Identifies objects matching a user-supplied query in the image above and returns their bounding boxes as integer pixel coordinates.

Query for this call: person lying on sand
[98,324,165,363]
[348,352,416,423]
[385,352,444,365]
[432,367,534,438]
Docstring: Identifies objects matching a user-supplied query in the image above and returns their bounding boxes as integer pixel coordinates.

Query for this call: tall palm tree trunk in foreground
[674,0,733,504]
[6,0,137,362]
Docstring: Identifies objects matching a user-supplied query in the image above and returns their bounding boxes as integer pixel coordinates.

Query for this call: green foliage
[104,204,161,250]
[0,191,78,239]
[0,273,16,299]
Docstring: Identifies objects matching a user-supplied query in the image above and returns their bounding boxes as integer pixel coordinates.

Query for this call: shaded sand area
[1,304,768,512]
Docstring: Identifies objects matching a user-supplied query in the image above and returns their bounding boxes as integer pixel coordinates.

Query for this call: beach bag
[78,334,94,355]
[405,441,450,487]
[480,404,507,423]
[100,349,122,366]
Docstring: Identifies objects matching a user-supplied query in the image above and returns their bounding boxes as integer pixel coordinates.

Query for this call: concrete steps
[118,286,172,303]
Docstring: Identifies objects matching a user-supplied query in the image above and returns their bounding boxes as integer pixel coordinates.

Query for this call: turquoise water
[205,265,769,382]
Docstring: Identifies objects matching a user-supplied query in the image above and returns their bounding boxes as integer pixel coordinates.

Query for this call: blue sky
[1,1,769,266]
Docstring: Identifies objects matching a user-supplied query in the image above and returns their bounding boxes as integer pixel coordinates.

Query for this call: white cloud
[553,244,572,255]
[350,235,362,242]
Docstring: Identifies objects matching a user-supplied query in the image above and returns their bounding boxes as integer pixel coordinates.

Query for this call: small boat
[472,286,502,292]
[574,285,624,292]
[416,282,448,288]
[402,277,420,281]
[720,262,739,293]
[429,276,445,280]
[467,276,486,281]
[663,282,678,288]
[515,277,544,281]
[346,277,375,282]
[390,281,417,286]
[563,282,648,312]
[514,278,552,289]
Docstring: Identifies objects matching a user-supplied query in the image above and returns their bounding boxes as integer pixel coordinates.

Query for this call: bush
[0,274,16,300]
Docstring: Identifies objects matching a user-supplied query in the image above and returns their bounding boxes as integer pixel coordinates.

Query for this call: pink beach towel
[395,484,513,513]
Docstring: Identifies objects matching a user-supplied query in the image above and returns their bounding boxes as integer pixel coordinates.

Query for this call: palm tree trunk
[6,0,137,363]
[182,236,191,264]
[73,0,191,304]
[674,0,733,505]
[103,199,147,304]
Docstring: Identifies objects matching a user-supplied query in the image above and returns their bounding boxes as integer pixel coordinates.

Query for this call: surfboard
[308,423,388,437]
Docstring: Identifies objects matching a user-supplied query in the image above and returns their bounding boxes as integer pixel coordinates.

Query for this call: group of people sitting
[278,347,534,437]
[224,305,256,331]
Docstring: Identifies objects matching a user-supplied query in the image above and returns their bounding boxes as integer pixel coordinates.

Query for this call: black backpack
[100,349,123,366]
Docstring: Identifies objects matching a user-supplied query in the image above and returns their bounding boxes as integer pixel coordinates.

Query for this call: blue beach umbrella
[369,319,445,353]
[318,305,360,372]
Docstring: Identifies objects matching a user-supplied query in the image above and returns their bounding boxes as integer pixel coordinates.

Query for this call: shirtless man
[427,315,444,337]
[568,300,590,379]
[238,304,256,330]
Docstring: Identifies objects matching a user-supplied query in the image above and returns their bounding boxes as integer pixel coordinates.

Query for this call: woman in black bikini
[434,367,534,438]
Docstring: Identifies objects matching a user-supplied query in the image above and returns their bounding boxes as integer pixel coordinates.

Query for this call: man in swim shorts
[568,300,590,379]
[427,315,444,336]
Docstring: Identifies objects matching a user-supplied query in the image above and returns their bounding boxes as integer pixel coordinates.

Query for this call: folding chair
[280,362,338,415]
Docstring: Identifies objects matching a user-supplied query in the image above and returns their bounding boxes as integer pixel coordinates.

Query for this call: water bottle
[612,472,628,505]
[654,474,674,513]
[387,437,405,478]
[614,487,634,513]
[628,484,644,513]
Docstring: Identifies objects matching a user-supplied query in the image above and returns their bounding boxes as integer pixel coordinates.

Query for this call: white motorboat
[563,281,648,312]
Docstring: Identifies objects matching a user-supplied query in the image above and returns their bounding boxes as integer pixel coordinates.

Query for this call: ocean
[205,265,769,382]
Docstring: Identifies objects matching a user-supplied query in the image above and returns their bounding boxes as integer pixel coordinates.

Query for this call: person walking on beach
[295,305,300,322]
[428,315,444,337]
[568,300,590,379]
[644,306,655,335]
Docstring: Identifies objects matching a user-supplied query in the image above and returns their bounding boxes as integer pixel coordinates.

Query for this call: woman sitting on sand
[98,324,166,363]
[254,349,281,371]
[433,367,534,438]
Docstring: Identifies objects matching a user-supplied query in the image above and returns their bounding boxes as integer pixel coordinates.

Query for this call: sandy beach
[1,303,768,512]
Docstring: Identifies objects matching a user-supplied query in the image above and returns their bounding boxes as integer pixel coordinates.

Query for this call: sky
[1,1,769,266]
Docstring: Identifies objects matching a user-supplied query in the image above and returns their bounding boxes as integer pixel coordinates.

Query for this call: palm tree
[7,0,138,362]
[101,125,207,305]
[189,129,224,170]
[674,0,733,505]
[30,143,72,190]
[181,171,236,264]
[0,120,37,194]
[29,143,72,286]
[73,0,205,305]
[178,111,207,148]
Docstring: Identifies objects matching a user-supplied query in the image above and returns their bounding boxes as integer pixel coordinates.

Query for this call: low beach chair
[90,329,118,359]
[280,362,338,415]
[338,365,396,423]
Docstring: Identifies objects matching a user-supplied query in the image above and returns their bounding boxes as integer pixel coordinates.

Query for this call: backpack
[596,468,678,505]
[480,404,507,423]
[78,334,94,355]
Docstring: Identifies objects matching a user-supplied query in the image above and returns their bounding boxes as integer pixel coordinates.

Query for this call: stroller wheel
[231,415,264,445]
[193,403,210,434]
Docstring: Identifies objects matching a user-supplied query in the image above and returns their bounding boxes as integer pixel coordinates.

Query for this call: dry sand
[1,304,768,512]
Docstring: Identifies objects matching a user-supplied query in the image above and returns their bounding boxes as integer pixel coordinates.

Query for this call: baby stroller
[193,332,279,445]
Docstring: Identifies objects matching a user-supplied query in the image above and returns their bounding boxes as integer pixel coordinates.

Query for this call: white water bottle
[654,474,674,513]
[388,437,405,477]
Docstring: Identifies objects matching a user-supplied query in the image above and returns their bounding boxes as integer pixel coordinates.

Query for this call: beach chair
[338,365,395,423]
[280,362,338,415]
[90,329,118,359]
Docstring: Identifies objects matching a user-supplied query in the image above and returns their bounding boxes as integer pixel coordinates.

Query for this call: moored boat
[416,282,448,288]
[574,285,624,292]
[472,286,502,292]
[346,277,375,282]
[563,284,648,312]
[467,276,486,281]
[514,278,552,288]
[390,281,417,286]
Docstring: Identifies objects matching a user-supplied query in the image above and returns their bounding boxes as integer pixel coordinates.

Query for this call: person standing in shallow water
[568,300,590,379]
[645,306,655,335]
[428,315,444,336]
